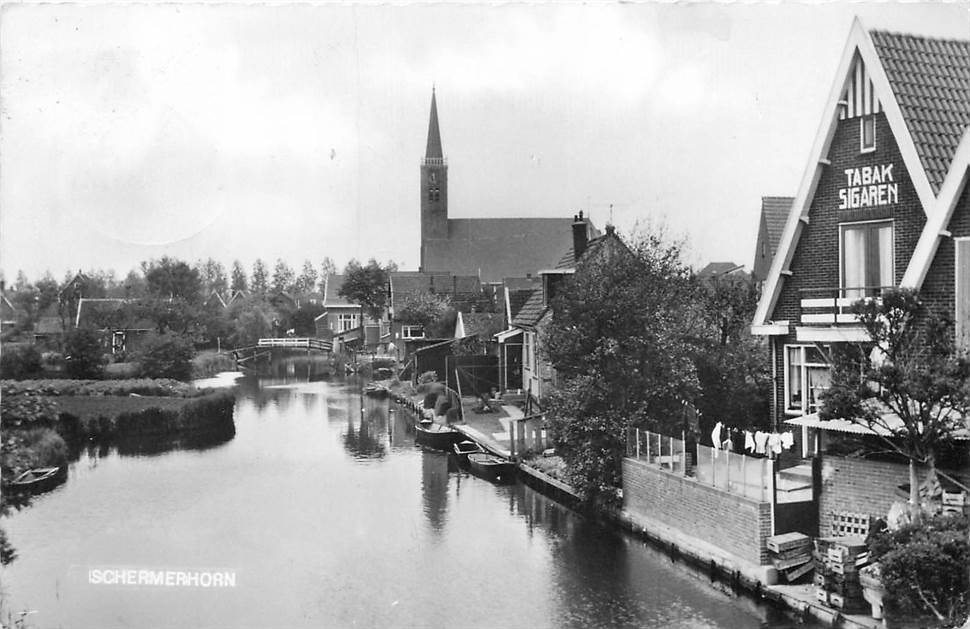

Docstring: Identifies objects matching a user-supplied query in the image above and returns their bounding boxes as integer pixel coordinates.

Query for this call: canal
[2,364,808,628]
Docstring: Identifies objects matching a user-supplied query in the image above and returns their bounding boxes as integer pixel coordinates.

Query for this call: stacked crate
[766,532,813,583]
[813,536,869,612]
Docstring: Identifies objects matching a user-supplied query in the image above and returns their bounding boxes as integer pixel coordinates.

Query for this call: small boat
[362,383,390,398]
[452,440,484,468]
[467,453,515,484]
[414,422,463,451]
[11,466,67,494]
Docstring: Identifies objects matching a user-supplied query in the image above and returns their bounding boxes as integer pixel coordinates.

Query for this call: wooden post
[682,432,688,476]
[711,446,716,488]
[636,428,640,459]
[725,449,731,492]
[741,453,748,499]
[509,421,516,459]
[669,436,674,471]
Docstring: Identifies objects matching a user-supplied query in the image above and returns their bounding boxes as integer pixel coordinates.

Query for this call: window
[785,345,831,415]
[841,221,893,299]
[401,325,425,339]
[860,116,876,152]
[336,313,359,332]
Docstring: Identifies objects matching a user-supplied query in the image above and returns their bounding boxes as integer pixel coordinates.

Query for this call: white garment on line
[711,422,723,451]
[744,431,755,452]
[754,431,769,454]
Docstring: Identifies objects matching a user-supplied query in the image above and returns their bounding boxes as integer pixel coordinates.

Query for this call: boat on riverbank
[452,440,484,468]
[363,383,391,398]
[414,422,463,451]
[11,466,67,494]
[467,453,515,484]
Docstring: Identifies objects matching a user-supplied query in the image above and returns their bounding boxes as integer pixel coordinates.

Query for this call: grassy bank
[191,351,236,379]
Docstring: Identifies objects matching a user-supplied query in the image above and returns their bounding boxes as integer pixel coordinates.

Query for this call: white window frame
[401,324,425,339]
[957,237,970,349]
[784,344,830,416]
[860,115,876,153]
[839,219,894,300]
[336,313,360,332]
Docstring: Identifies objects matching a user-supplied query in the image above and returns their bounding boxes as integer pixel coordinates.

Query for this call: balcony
[799,286,891,326]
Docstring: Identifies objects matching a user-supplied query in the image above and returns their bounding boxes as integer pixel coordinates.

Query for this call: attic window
[860,116,876,153]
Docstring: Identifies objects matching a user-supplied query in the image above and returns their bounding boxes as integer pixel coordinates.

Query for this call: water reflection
[421,450,449,533]
[342,413,387,460]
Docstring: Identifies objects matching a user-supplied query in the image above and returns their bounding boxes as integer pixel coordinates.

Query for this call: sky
[1,1,969,283]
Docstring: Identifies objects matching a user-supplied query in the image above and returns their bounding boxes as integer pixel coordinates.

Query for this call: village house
[388,271,484,357]
[313,274,384,353]
[751,19,970,532]
[75,298,155,355]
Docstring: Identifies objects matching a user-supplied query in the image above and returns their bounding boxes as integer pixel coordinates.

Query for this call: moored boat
[363,383,390,398]
[11,466,67,494]
[414,422,463,451]
[467,453,515,484]
[452,440,484,468]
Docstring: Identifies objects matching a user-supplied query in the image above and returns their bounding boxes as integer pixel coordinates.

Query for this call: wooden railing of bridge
[256,337,333,351]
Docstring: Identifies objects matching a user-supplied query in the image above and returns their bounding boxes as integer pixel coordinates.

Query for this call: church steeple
[425,87,443,161]
[420,88,448,271]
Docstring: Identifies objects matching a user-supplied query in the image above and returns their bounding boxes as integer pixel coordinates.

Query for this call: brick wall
[818,455,970,537]
[768,113,927,422]
[622,458,772,565]
[920,181,970,329]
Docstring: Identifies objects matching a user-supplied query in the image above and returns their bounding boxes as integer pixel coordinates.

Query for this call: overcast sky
[1,1,968,283]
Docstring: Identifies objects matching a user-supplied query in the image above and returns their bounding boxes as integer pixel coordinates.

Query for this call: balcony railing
[799,286,892,326]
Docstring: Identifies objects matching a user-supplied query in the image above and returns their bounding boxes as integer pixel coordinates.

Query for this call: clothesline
[710,422,794,457]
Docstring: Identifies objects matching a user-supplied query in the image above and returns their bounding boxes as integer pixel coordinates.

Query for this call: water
[2,365,803,628]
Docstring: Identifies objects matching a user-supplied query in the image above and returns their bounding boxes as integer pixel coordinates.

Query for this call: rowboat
[467,453,515,484]
[362,383,390,398]
[452,440,484,468]
[11,466,67,494]
[414,422,463,451]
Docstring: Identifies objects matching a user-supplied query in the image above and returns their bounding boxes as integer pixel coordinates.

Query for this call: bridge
[230,337,333,365]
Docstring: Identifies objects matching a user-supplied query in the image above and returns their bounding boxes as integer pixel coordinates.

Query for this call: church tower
[420,88,448,271]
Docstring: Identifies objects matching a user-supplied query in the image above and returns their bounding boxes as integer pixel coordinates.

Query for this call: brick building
[752,19,970,434]
[418,89,596,283]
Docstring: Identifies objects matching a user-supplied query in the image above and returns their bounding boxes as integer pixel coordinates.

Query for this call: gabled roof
[870,30,970,195]
[389,272,482,312]
[323,275,358,308]
[754,19,970,329]
[761,196,792,262]
[0,294,19,319]
[511,288,546,329]
[455,311,504,339]
[75,298,154,330]
[696,262,745,278]
[423,217,581,282]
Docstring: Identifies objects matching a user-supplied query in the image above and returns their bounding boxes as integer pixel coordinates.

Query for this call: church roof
[426,89,443,160]
[870,30,970,195]
[423,217,579,282]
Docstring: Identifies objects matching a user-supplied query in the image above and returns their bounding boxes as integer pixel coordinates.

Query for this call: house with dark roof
[752,197,794,284]
[0,283,21,333]
[313,274,385,353]
[751,20,970,528]
[388,272,486,358]
[75,298,155,354]
[418,89,599,283]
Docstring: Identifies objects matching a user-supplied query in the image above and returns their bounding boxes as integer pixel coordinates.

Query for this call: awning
[494,328,523,342]
[786,411,970,440]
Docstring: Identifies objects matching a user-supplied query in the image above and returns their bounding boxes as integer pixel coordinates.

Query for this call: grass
[191,351,236,378]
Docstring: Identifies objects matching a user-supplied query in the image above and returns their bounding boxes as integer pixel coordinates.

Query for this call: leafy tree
[64,328,106,379]
[820,288,970,520]
[227,297,275,347]
[544,227,699,505]
[231,260,248,293]
[318,257,337,292]
[286,304,326,337]
[126,297,201,337]
[692,273,771,431]
[121,269,147,299]
[295,260,318,296]
[395,291,451,334]
[142,257,202,304]
[0,345,42,379]
[339,258,390,322]
[196,258,228,296]
[138,333,195,381]
[14,270,28,291]
[272,258,295,294]
[251,259,269,295]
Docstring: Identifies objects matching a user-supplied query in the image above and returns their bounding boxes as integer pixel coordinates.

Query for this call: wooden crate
[815,587,829,604]
[829,592,867,613]
[784,561,815,583]
[767,532,811,554]
[772,553,812,571]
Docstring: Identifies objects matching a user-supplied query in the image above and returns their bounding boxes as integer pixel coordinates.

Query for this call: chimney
[572,210,589,261]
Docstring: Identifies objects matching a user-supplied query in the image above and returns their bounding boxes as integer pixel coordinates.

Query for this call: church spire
[425,87,443,161]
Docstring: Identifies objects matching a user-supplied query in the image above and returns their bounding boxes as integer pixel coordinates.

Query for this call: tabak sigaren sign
[838,163,899,209]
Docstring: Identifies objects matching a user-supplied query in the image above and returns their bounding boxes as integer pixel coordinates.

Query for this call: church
[418,89,594,283]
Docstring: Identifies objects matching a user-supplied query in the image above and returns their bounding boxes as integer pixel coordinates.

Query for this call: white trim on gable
[753,18,939,328]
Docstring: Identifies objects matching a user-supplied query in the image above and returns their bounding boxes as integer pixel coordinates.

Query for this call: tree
[196,258,228,296]
[121,269,147,299]
[395,291,452,334]
[143,257,202,304]
[295,260,318,296]
[820,288,970,520]
[271,258,295,294]
[544,227,699,505]
[231,260,248,293]
[251,259,269,295]
[64,328,106,379]
[339,258,390,322]
[227,297,274,347]
[138,333,195,381]
[319,257,337,288]
[692,274,771,431]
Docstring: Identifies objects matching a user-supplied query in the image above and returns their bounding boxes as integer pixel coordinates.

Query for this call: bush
[423,393,438,409]
[2,378,199,398]
[138,333,195,381]
[104,362,141,379]
[20,427,68,468]
[64,329,106,379]
[0,344,42,379]
[868,512,969,623]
